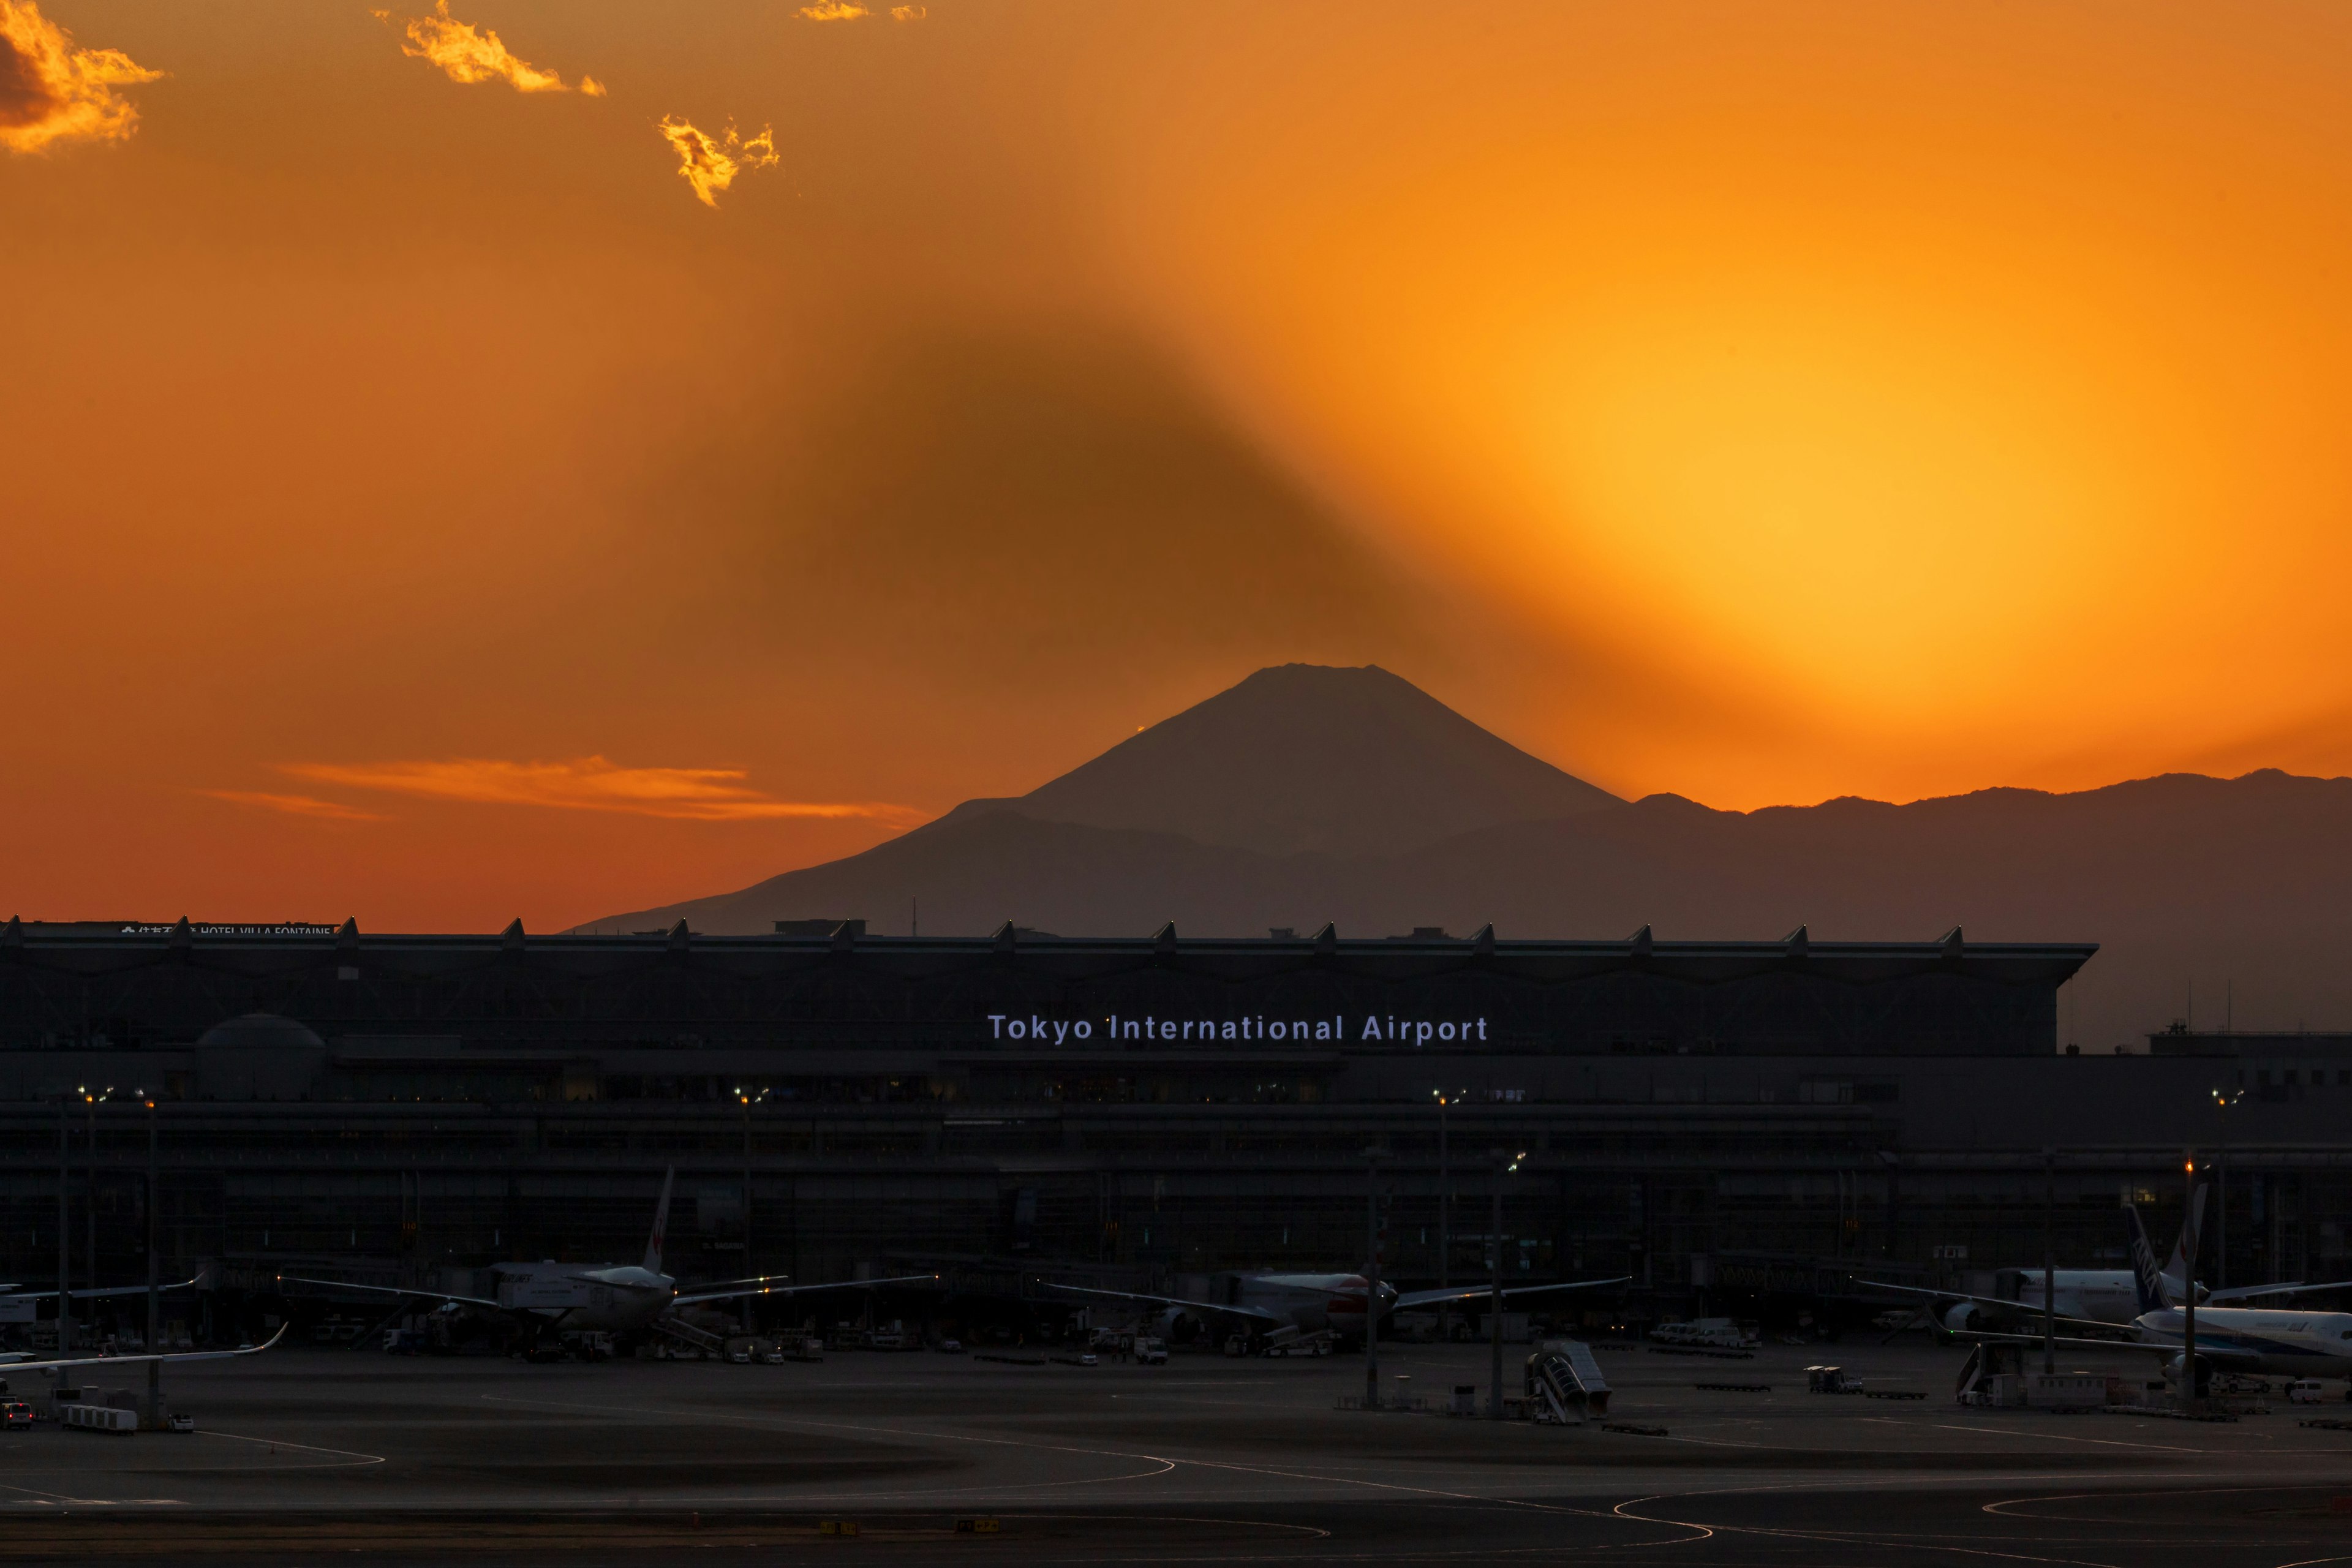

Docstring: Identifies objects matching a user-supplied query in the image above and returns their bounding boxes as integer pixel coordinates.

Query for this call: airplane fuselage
[1233,1273,1375,1336]
[483,1262,676,1336]
[2132,1306,2352,1377]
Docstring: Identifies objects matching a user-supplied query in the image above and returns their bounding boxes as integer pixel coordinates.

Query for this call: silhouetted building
[4,921,2345,1330]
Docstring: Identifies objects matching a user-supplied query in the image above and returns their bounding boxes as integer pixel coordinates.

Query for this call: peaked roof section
[1008,663,1618,857]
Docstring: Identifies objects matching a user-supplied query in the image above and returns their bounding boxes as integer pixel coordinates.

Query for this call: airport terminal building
[2,919,2345,1335]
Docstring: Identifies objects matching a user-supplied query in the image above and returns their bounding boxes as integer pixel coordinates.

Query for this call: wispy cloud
[797,1,869,19]
[890,6,927,19]
[656,116,776,208]
[394,1,605,96]
[0,0,162,154]
[205,790,388,823]
[280,756,917,824]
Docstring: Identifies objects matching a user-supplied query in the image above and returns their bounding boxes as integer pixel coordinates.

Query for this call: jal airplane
[1049,1269,1627,1346]
[285,1169,935,1343]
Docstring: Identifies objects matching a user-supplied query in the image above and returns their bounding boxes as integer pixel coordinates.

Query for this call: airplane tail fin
[2161,1182,2209,1302]
[643,1167,676,1275]
[2125,1203,2169,1314]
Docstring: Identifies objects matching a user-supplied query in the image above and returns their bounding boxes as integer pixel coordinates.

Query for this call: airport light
[2182,1153,2199,1410]
[1430,1089,1466,1337]
[2211,1091,2243,1288]
[83,1085,115,1352]
[737,1087,771,1331]
[1486,1149,1528,1419]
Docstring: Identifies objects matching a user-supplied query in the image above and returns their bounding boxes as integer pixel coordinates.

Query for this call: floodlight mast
[2041,1147,2056,1377]
[2182,1154,2199,1410]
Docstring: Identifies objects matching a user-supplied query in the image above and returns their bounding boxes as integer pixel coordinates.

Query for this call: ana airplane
[284,1169,936,1346]
[1863,1186,2348,1332]
[1950,1200,2352,1387]
[1049,1269,1628,1348]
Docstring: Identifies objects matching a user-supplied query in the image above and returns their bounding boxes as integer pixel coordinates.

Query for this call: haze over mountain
[587,665,2352,1050]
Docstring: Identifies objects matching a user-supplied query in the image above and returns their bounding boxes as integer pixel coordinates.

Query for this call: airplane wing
[3,1323,292,1375]
[1849,1278,2125,1336]
[671,1272,941,1308]
[1041,1282,1287,1327]
[279,1275,508,1312]
[1392,1275,1630,1311]
[2208,1279,2352,1303]
[1,1276,203,1303]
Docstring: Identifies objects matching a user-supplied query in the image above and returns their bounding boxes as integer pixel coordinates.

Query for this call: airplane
[1047,1269,1629,1349]
[1947,1201,2352,1389]
[283,1169,937,1348]
[1860,1186,2351,1333]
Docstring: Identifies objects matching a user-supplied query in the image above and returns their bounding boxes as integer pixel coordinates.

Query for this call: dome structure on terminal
[195,1013,325,1051]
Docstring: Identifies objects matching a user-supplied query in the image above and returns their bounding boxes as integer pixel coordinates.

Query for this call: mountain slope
[1009,663,1618,856]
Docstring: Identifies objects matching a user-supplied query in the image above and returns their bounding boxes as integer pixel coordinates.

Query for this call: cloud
[396,1,605,96]
[204,790,388,823]
[797,2,869,18]
[280,756,918,824]
[890,6,927,18]
[656,116,777,208]
[0,0,162,154]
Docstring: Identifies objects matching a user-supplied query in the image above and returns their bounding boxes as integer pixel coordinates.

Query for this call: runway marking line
[477,1391,1704,1549]
[1860,1416,2203,1455]
[193,1428,388,1466]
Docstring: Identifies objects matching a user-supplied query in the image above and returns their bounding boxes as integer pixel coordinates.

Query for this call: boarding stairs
[1527,1340,1611,1425]
[651,1316,727,1358]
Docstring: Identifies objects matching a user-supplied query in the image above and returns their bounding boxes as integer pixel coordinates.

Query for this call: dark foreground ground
[6,1336,2352,1564]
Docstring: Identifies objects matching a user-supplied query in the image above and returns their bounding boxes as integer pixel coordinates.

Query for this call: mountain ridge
[579,669,2352,1049]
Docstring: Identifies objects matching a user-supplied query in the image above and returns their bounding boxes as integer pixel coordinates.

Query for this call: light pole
[1431,1090,1462,1341]
[2040,1147,2055,1377]
[2211,1089,2243,1291]
[1363,1145,1382,1411]
[84,1085,113,1346]
[143,1090,161,1427]
[1488,1148,1525,1421]
[55,1093,70,1353]
[2181,1153,2200,1409]
[736,1087,769,1332]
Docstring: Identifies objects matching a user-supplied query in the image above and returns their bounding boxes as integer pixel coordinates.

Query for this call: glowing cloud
[281,757,916,824]
[890,6,926,18]
[203,791,387,823]
[797,2,870,18]
[0,0,162,154]
[397,2,605,96]
[656,116,777,208]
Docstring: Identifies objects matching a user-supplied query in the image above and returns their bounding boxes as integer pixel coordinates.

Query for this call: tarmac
[6,1335,2352,1564]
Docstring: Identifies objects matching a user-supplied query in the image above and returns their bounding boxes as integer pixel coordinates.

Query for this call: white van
[2289,1379,2328,1404]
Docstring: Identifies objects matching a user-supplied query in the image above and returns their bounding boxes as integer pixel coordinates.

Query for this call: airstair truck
[1525,1340,1611,1424]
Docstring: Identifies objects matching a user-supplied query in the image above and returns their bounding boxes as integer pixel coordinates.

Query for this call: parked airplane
[284,1170,936,1346]
[1948,1202,2352,1387]
[1048,1269,1627,1347]
[1863,1186,2348,1332]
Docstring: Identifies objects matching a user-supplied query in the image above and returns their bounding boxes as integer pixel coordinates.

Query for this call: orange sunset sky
[9,0,2352,931]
